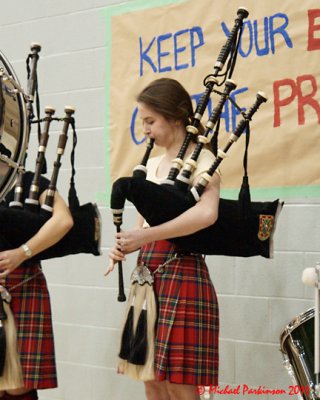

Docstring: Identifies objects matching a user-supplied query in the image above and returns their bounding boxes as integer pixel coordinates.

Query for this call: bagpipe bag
[111,175,283,259]
[0,171,101,260]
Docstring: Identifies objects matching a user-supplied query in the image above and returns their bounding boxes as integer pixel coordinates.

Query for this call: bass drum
[280,308,317,400]
[0,50,28,201]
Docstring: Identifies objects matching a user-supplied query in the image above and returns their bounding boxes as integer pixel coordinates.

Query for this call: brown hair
[137,78,204,137]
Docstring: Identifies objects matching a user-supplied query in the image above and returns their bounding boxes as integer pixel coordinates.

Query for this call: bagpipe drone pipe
[0,44,101,262]
[110,7,283,302]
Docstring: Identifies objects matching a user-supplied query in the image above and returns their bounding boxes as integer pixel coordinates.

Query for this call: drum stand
[315,262,320,398]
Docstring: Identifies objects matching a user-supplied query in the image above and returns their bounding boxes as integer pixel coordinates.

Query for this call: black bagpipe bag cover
[111,176,283,258]
[0,172,101,260]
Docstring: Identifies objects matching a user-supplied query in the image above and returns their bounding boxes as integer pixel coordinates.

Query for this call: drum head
[0,51,28,201]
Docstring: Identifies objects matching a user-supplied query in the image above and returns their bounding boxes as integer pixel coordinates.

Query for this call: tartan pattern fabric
[5,263,57,389]
[138,240,219,386]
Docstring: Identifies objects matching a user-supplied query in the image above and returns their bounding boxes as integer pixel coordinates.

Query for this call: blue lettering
[190,26,205,67]
[221,13,293,58]
[254,18,269,56]
[269,13,293,54]
[238,20,253,57]
[174,29,189,70]
[130,107,146,145]
[139,26,205,75]
[139,36,157,76]
[157,33,172,73]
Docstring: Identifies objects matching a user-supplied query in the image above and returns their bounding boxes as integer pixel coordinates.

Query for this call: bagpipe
[110,7,284,302]
[0,44,101,261]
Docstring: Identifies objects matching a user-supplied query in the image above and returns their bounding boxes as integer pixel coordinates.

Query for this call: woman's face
[137,102,177,149]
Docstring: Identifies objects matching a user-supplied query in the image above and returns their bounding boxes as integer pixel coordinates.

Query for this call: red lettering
[308,9,320,51]
[273,75,320,127]
[296,75,320,124]
[273,78,297,127]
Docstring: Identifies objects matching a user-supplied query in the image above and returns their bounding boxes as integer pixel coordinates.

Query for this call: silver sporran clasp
[0,285,11,303]
[130,263,154,286]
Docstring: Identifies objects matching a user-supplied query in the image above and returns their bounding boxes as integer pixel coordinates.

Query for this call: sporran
[117,264,157,381]
[0,287,23,390]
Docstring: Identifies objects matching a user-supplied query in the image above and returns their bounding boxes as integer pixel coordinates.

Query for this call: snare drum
[0,50,28,201]
[280,308,318,400]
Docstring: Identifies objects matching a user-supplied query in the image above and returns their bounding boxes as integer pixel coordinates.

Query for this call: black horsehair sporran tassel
[119,296,134,360]
[119,284,148,365]
[129,298,148,365]
[118,265,157,381]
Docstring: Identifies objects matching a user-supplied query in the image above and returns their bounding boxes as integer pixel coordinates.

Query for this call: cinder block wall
[0,2,318,399]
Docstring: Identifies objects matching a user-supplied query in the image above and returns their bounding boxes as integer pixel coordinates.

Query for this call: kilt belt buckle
[0,285,11,303]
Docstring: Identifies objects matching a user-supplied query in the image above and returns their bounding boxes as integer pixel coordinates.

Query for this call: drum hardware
[302,262,320,399]
[280,262,320,400]
[315,264,320,398]
[280,308,318,400]
[292,339,314,392]
[0,50,28,201]
[302,263,320,398]
[0,155,24,170]
[291,338,306,356]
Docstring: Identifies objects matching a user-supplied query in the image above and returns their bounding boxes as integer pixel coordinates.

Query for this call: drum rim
[0,50,28,200]
[279,307,314,351]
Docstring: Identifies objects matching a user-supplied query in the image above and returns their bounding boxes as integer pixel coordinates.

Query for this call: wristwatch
[21,243,33,258]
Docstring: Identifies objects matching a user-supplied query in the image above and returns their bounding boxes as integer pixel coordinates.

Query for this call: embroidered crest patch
[258,214,274,241]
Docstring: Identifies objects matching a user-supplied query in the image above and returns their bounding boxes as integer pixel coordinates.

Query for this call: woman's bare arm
[0,191,73,278]
[116,173,220,253]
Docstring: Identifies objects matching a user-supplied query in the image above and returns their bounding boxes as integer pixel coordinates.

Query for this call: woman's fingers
[104,259,115,276]
[116,236,128,252]
[105,248,126,277]
[109,247,126,261]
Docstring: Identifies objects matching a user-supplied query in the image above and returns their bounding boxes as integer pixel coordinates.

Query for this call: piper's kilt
[138,240,219,386]
[5,263,57,389]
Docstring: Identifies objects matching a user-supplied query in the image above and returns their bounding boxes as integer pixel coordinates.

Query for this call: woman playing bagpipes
[107,78,220,400]
[0,171,73,400]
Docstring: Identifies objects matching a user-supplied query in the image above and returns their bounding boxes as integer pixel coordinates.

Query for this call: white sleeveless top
[142,149,218,228]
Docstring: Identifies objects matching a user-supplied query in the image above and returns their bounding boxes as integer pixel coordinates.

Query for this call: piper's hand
[104,259,116,277]
[105,246,126,277]
[116,228,148,254]
[0,247,27,278]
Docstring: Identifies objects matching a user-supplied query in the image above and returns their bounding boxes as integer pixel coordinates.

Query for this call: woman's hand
[115,228,149,254]
[105,172,220,279]
[104,245,126,276]
[0,247,27,280]
[104,227,149,277]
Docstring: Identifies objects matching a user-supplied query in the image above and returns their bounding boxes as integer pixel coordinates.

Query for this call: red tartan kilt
[138,240,219,386]
[5,263,57,390]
